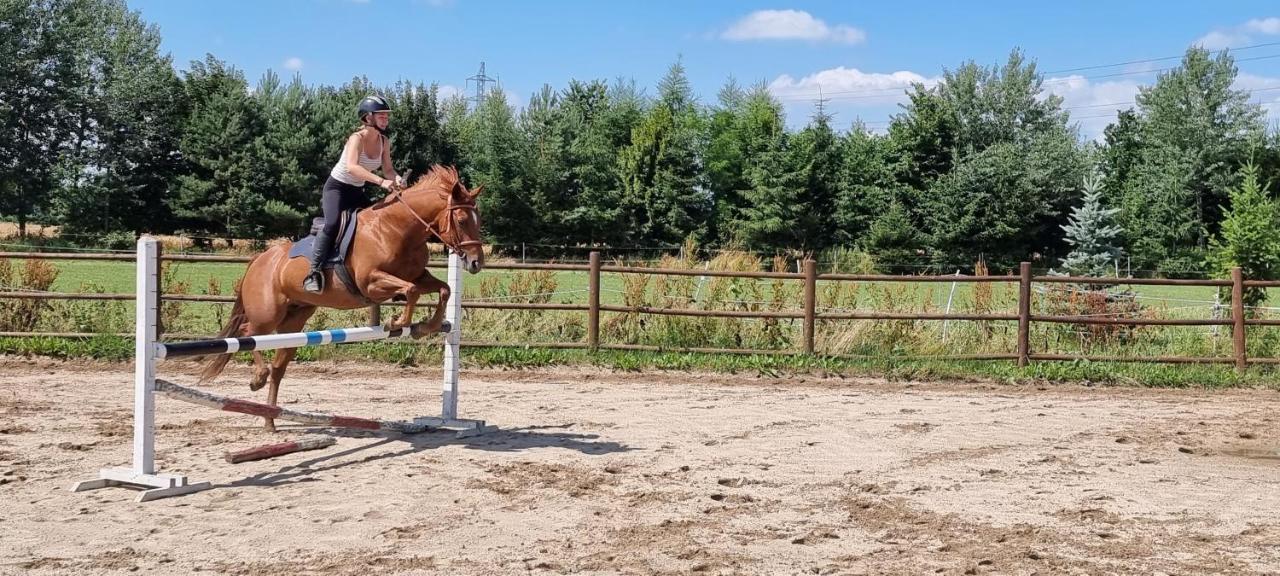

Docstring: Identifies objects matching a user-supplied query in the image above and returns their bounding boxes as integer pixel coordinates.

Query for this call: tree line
[4,0,1280,276]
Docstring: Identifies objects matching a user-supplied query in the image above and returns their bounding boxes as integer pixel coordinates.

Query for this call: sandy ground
[2,358,1280,575]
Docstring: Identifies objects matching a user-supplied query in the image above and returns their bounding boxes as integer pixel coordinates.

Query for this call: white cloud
[436,84,464,99]
[1043,75,1144,139]
[1236,73,1280,128]
[1245,17,1280,35]
[768,67,934,105]
[722,10,865,44]
[766,61,1280,138]
[1194,16,1280,49]
[1193,30,1249,51]
[284,57,303,71]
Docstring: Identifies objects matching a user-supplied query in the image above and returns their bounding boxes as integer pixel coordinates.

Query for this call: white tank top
[330,138,383,186]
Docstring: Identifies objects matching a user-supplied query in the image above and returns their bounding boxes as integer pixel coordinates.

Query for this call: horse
[197,164,485,432]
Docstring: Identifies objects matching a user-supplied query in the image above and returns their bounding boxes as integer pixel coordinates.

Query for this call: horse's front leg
[409,271,450,338]
[366,270,422,331]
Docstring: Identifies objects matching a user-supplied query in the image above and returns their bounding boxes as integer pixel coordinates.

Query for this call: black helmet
[357,95,391,121]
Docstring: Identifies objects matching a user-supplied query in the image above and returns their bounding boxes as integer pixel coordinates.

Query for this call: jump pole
[72,236,489,502]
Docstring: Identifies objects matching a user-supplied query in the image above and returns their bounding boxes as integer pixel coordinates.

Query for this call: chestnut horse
[198,165,485,431]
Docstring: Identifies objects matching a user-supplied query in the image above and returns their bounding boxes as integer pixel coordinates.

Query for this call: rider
[303,95,401,293]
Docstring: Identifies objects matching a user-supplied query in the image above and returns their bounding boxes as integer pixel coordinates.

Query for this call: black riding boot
[303,230,335,294]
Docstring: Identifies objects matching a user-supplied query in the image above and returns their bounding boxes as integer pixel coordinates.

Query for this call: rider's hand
[379,178,399,192]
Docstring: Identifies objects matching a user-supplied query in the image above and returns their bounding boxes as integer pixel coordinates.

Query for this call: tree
[0,0,95,235]
[861,200,924,271]
[460,88,530,244]
[787,108,841,252]
[1116,47,1266,272]
[558,79,632,246]
[617,60,710,246]
[388,80,457,180]
[924,135,1087,269]
[1120,143,1203,276]
[887,49,1086,267]
[733,136,801,251]
[1207,162,1280,311]
[1099,109,1142,206]
[834,121,901,247]
[1057,173,1123,277]
[34,0,186,239]
[518,84,567,242]
[171,55,263,241]
[251,70,318,237]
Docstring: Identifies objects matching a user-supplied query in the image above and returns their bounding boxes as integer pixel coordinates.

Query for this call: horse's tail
[197,292,245,384]
[197,257,256,384]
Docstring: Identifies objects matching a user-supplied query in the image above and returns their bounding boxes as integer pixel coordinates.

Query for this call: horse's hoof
[249,379,266,392]
[411,321,448,339]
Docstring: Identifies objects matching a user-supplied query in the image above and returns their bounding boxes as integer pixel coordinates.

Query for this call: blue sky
[129,0,1280,137]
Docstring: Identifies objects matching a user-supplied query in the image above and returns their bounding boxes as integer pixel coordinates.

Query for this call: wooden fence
[1,251,1277,373]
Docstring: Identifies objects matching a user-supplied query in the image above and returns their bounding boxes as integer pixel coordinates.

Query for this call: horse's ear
[469,184,484,200]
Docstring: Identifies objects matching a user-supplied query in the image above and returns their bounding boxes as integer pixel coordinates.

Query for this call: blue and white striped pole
[155,325,420,359]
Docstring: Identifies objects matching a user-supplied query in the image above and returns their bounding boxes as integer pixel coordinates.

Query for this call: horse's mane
[370,164,459,210]
[406,165,460,195]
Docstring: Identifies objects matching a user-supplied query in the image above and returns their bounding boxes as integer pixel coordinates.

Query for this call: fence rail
[0,250,1272,373]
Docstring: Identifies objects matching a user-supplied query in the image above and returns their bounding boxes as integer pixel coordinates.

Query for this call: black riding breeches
[319,176,371,237]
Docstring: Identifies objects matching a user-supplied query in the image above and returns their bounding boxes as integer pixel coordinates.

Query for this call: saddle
[287,209,367,300]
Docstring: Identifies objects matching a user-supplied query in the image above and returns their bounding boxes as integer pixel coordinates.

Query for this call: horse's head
[399,165,485,274]
[442,179,485,274]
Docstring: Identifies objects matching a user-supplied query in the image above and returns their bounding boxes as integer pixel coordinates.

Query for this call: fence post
[588,251,601,351]
[1017,262,1031,368]
[368,304,381,327]
[803,259,817,355]
[1232,266,1246,375]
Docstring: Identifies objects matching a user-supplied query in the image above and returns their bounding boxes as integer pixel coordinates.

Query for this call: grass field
[34,257,1251,313]
[6,251,1280,377]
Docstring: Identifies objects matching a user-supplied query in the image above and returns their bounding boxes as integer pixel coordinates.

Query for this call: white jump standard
[72,236,489,502]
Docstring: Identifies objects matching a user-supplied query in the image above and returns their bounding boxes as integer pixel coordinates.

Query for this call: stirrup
[303,270,325,294]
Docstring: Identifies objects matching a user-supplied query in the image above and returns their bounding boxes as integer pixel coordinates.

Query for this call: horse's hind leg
[262,305,317,433]
[239,247,289,392]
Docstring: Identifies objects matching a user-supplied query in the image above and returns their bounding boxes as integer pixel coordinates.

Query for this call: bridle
[391,187,482,254]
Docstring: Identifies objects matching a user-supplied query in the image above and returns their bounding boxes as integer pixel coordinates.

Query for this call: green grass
[36,258,1257,314]
[9,255,1280,386]
[1,335,1274,389]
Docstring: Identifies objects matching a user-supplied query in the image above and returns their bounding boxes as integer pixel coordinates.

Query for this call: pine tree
[1057,173,1123,277]
[617,60,710,246]
[462,88,530,244]
[171,55,262,242]
[1117,47,1266,273]
[252,70,314,237]
[715,84,787,248]
[518,84,566,242]
[560,79,629,246]
[1207,162,1280,311]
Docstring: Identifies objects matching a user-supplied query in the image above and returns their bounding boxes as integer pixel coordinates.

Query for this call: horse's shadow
[219,423,632,491]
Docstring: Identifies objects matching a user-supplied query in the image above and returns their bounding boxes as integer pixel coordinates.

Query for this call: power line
[1042,40,1280,74]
